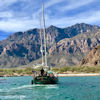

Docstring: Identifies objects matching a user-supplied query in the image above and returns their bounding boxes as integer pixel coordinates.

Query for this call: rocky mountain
[47,29,100,67]
[81,44,100,66]
[0,23,100,68]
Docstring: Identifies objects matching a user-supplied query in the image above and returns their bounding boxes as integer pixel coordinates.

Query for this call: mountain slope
[47,29,100,67]
[0,23,100,68]
[81,44,100,66]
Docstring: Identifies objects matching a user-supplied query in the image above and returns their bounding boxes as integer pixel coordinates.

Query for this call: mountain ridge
[0,23,100,68]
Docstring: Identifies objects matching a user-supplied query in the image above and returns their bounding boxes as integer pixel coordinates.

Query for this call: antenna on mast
[39,13,44,66]
[42,2,47,67]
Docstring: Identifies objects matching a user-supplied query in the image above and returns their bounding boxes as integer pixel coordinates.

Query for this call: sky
[0,0,100,40]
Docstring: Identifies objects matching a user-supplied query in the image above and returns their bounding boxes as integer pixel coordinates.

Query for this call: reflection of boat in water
[31,2,58,84]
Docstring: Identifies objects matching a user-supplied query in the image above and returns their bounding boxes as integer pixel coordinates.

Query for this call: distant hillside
[81,44,100,66]
[0,23,100,68]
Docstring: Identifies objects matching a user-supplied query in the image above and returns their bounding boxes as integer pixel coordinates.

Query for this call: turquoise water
[0,76,100,100]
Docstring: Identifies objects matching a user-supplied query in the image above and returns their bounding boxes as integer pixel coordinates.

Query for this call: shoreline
[1,73,100,77]
[58,73,100,77]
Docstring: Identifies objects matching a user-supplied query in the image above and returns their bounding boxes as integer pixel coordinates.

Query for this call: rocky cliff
[0,23,100,68]
[81,44,100,66]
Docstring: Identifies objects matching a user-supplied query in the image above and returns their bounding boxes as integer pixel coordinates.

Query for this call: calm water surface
[0,76,100,100]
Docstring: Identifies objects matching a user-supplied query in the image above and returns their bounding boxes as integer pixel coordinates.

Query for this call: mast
[42,2,47,67]
[39,13,44,66]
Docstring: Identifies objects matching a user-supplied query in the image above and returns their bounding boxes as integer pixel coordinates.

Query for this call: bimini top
[48,70,53,74]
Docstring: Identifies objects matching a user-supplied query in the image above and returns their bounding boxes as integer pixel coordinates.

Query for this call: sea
[0,76,100,100]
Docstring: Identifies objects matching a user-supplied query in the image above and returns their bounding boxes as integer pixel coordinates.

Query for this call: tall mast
[42,2,47,67]
[39,13,44,66]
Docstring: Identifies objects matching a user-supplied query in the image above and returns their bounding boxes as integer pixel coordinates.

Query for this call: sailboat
[31,3,58,84]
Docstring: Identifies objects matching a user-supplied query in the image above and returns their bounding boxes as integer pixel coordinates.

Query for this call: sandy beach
[1,73,100,77]
[58,73,100,77]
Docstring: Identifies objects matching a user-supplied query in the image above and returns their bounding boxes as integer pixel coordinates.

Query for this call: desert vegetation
[52,66,100,73]
[0,66,100,77]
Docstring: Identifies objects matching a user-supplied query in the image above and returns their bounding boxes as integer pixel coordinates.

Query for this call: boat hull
[32,76,58,84]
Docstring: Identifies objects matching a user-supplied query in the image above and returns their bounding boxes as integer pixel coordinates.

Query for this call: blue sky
[0,0,100,40]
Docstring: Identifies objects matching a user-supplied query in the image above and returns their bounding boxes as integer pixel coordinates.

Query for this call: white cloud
[0,11,13,18]
[0,0,18,10]
[0,0,99,33]
[60,0,95,11]
[34,0,65,17]
[0,9,100,32]
[0,17,39,32]
[44,0,64,9]
[43,10,100,27]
